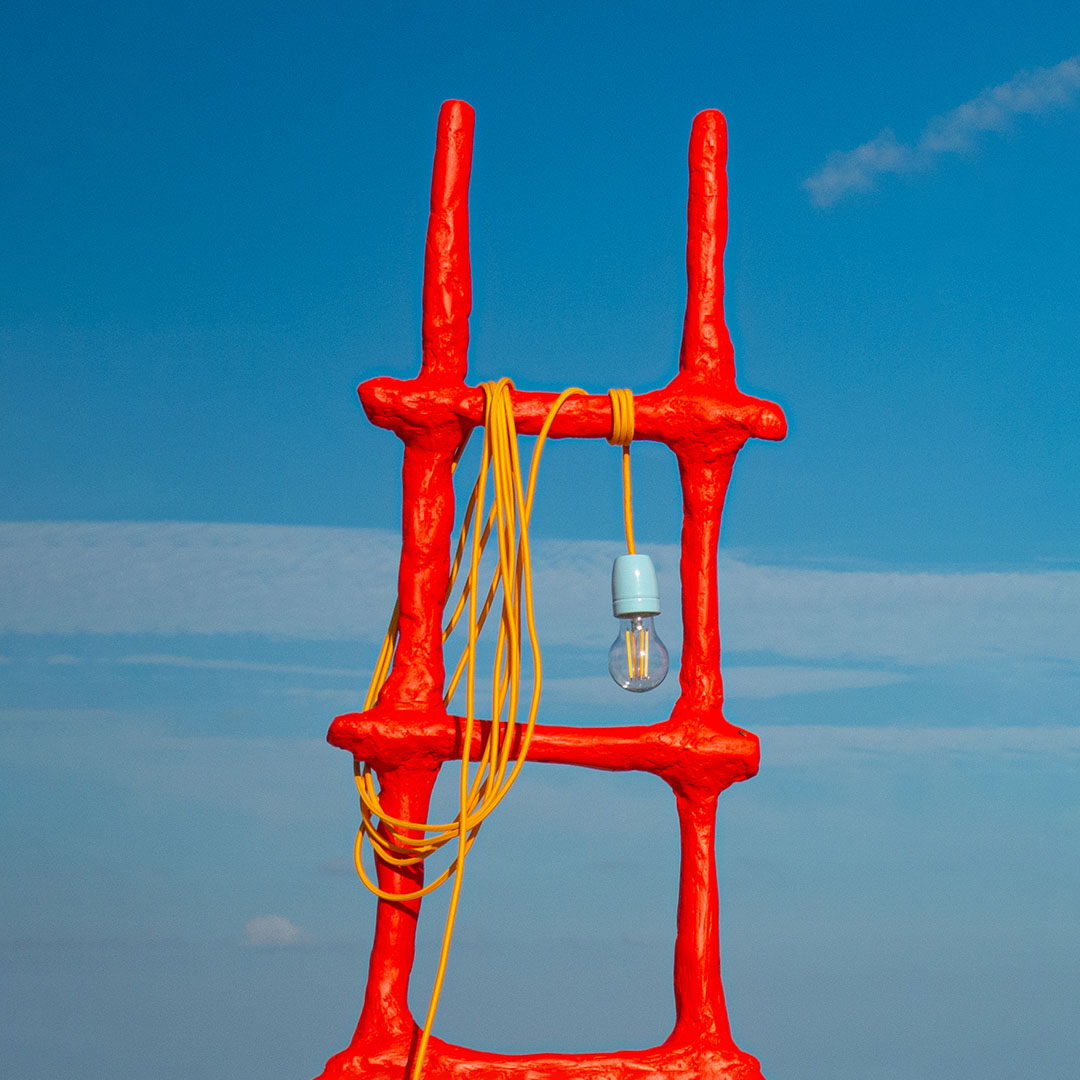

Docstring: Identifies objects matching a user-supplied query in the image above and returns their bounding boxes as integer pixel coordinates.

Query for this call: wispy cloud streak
[3,521,1079,669]
[805,55,1080,205]
[118,654,367,678]
[241,915,313,947]
[0,520,398,641]
[760,723,1080,766]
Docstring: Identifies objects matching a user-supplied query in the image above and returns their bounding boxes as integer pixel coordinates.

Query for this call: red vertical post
[670,789,732,1042]
[674,452,733,711]
[679,110,735,384]
[350,102,475,1056]
[673,110,738,713]
[669,109,739,1046]
[354,764,440,1042]
[422,100,474,383]
[378,100,475,712]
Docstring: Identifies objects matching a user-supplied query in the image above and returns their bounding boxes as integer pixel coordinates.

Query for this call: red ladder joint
[317,102,786,1080]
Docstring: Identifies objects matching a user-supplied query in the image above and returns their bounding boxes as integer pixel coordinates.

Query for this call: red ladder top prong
[678,109,736,384]
[420,99,474,382]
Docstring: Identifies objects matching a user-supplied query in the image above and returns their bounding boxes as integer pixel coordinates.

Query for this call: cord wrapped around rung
[608,388,636,553]
[607,387,635,446]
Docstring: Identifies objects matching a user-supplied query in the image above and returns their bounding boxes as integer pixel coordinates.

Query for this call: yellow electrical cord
[607,388,646,684]
[607,388,636,555]
[354,379,592,1079]
[353,383,638,1077]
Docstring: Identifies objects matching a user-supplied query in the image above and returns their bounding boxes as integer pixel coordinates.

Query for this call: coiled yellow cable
[354,379,586,1078]
[353,384,638,1077]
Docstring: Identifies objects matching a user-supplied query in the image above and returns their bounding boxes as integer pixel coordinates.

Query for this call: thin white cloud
[525,667,903,712]
[0,520,398,640]
[275,686,366,705]
[805,54,1080,205]
[118,653,367,677]
[719,558,1080,665]
[3,521,1079,672]
[241,914,312,947]
[109,658,902,708]
[724,665,905,698]
[0,708,340,823]
[320,857,354,876]
[760,723,1080,766]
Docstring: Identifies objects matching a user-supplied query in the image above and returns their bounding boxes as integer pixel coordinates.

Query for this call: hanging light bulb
[608,554,669,692]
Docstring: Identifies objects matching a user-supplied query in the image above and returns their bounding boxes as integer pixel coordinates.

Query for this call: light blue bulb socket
[611,554,661,617]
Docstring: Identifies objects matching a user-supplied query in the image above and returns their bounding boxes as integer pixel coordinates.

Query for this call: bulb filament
[625,624,650,680]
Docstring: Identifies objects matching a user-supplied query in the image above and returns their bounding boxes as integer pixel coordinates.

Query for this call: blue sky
[2,3,1078,1079]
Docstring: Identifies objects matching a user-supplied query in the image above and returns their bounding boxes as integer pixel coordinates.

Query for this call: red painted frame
[316,100,786,1080]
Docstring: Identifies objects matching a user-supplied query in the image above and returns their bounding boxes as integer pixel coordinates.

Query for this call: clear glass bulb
[608,614,669,692]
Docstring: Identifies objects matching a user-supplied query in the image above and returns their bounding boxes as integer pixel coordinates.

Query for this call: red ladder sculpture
[316,99,786,1080]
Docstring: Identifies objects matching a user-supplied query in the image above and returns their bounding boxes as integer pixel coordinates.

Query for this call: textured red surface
[316,100,786,1080]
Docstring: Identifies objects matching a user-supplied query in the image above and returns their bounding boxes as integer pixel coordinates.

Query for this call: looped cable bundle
[353,382,643,1077]
[353,378,586,1077]
[355,386,637,901]
[352,382,643,1076]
